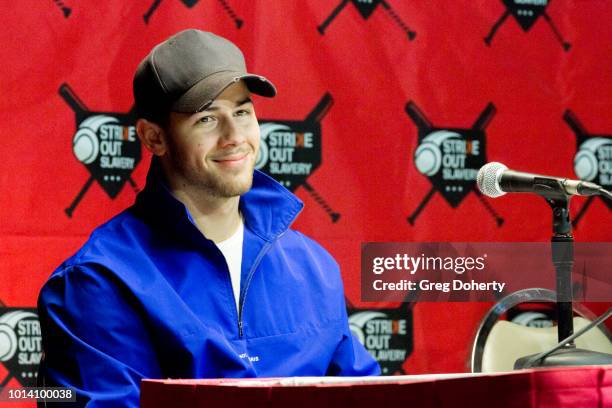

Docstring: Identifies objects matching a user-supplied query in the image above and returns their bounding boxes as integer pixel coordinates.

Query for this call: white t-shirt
[215,218,244,313]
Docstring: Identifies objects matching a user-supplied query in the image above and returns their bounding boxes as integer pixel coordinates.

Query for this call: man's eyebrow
[236,97,253,106]
[204,97,253,112]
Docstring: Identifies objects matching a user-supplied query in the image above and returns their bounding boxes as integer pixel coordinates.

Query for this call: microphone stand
[549,197,574,344]
[514,191,612,368]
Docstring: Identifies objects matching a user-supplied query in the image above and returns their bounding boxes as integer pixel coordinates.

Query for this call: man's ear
[136,118,167,156]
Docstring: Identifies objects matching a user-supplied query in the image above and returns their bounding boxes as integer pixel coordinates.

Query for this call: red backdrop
[1,1,611,404]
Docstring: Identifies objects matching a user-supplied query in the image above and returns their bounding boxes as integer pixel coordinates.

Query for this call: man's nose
[219,117,244,146]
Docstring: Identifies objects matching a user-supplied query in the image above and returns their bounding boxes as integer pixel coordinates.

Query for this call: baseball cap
[133,29,276,121]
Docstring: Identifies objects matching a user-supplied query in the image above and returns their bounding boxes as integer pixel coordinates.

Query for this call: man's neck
[173,188,242,243]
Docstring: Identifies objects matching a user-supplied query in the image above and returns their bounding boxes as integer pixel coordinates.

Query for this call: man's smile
[210,149,252,168]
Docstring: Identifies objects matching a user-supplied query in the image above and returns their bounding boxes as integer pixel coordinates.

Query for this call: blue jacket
[38,163,380,407]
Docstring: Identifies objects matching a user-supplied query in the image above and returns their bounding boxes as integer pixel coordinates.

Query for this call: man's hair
[149,111,170,131]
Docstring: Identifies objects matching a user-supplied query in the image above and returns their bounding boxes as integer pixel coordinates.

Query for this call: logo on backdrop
[406,102,504,226]
[348,303,413,374]
[256,93,340,223]
[143,0,243,27]
[564,110,612,227]
[52,0,71,17]
[318,0,416,40]
[60,83,141,218]
[485,0,571,51]
[0,308,41,387]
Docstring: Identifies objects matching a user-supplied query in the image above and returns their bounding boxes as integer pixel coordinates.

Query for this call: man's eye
[198,116,215,123]
[235,109,250,116]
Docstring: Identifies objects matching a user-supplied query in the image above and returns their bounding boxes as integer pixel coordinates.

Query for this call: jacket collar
[134,157,303,242]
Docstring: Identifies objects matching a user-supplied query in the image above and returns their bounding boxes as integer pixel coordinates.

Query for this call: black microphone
[477,162,606,199]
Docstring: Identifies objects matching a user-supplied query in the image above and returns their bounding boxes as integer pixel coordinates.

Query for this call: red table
[141,365,612,408]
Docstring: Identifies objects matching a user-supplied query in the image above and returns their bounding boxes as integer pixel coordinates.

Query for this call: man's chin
[208,172,254,198]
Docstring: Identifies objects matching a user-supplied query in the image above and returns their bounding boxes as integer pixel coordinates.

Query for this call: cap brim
[171,71,276,113]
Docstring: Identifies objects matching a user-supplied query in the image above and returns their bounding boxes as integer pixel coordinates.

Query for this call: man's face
[162,81,260,198]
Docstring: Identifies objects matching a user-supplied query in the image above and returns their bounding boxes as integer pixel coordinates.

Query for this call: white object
[216,218,245,312]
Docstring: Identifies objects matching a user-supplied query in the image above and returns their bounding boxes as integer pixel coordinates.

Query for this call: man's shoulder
[279,229,331,250]
[275,229,339,268]
[269,229,346,305]
[52,206,148,276]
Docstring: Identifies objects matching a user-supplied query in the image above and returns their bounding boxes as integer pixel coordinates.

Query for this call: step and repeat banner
[1,0,611,402]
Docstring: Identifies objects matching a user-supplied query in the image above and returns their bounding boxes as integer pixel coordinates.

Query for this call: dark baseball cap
[133,29,276,121]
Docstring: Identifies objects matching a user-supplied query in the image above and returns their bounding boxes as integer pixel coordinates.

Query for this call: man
[38,29,380,407]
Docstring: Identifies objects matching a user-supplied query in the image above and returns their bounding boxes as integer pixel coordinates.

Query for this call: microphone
[477,162,607,199]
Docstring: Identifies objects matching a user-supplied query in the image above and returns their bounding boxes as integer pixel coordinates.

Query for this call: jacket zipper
[236,203,302,338]
[237,239,274,338]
